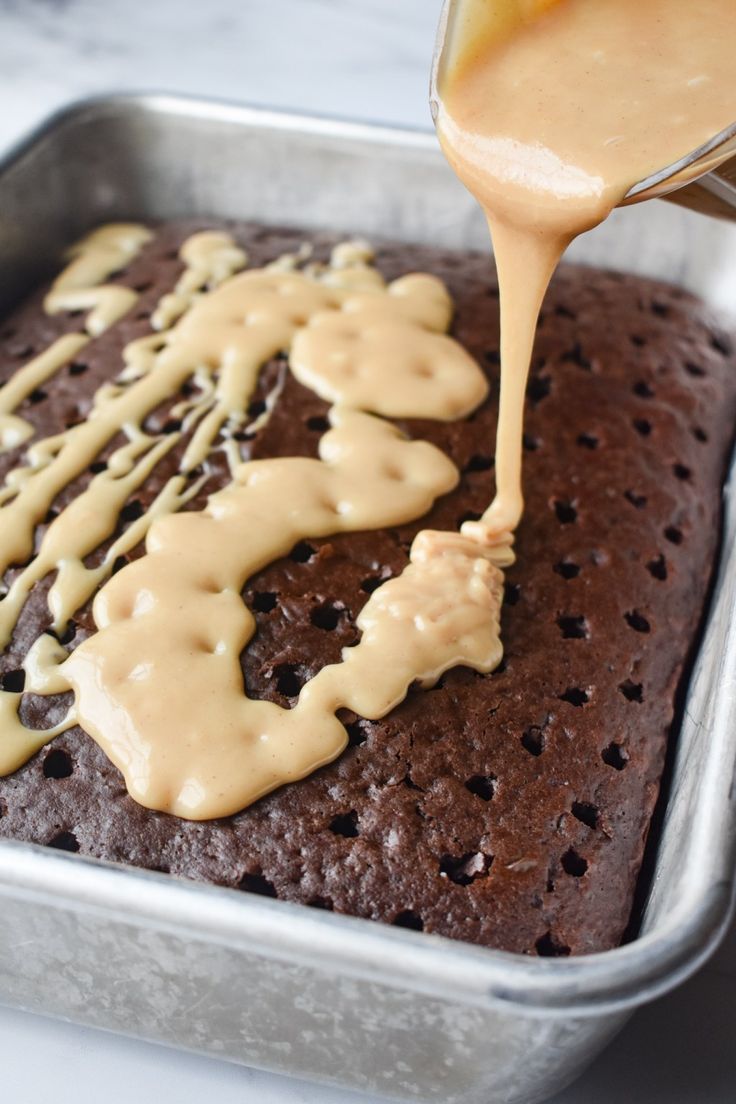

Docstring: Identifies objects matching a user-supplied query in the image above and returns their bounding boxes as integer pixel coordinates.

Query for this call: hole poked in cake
[120,499,144,524]
[576,433,598,450]
[239,871,277,897]
[329,810,359,838]
[463,453,493,474]
[552,498,578,525]
[47,830,79,853]
[465,774,497,801]
[393,909,424,931]
[233,428,256,443]
[310,602,344,631]
[602,742,629,770]
[289,541,316,563]
[308,896,334,911]
[561,848,588,878]
[556,615,588,640]
[619,679,644,703]
[42,748,73,779]
[248,399,267,419]
[562,342,592,371]
[345,720,369,747]
[624,609,651,633]
[503,583,521,607]
[272,663,305,698]
[439,851,493,886]
[1,669,25,693]
[69,361,89,376]
[252,591,278,613]
[306,414,330,433]
[624,489,647,509]
[664,525,684,545]
[647,555,668,581]
[360,574,389,594]
[535,931,570,957]
[571,801,599,830]
[523,433,541,452]
[559,686,589,707]
[527,374,552,405]
[633,380,655,398]
[521,726,545,756]
[111,555,129,575]
[553,559,580,580]
[50,620,77,646]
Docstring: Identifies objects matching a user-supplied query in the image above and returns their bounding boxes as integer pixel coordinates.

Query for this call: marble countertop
[0,1,734,1102]
[0,0,442,151]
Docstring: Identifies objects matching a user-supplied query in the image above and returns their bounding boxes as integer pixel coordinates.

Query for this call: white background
[0,1,734,1101]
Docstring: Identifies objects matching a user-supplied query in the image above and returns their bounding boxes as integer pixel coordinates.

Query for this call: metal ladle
[430,0,736,220]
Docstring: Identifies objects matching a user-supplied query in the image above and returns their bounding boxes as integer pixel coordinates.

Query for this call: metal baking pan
[0,94,735,1104]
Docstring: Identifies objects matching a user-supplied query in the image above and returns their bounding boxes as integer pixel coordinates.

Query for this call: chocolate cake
[1,219,734,956]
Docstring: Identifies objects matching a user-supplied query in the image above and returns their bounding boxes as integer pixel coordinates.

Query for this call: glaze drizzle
[0,227,509,818]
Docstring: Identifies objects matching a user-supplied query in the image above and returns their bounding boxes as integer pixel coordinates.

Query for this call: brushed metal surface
[0,94,735,1104]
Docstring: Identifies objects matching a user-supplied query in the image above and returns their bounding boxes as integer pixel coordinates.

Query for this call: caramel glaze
[0,227,511,819]
[0,224,151,452]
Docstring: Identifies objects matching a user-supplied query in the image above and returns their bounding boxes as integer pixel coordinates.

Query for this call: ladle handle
[667,161,736,222]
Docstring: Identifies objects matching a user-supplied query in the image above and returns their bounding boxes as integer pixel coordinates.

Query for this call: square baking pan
[0,94,735,1104]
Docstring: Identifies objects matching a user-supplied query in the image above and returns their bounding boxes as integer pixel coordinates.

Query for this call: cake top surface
[0,220,734,954]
